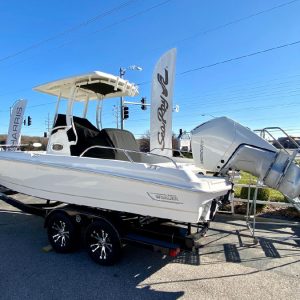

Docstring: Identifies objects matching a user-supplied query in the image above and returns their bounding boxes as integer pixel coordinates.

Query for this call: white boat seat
[51,114,141,162]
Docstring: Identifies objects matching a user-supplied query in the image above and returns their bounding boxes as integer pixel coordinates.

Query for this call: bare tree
[138,130,150,152]
[138,131,179,153]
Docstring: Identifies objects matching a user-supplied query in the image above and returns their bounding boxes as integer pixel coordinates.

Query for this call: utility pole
[119,68,125,130]
[45,113,52,136]
[113,105,119,129]
[119,65,143,130]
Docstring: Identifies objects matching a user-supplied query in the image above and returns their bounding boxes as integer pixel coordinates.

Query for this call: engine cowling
[191,117,300,203]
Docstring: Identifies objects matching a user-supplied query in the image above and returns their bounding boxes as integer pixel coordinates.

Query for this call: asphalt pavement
[0,196,299,300]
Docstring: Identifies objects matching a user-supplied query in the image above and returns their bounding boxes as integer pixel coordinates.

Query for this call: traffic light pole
[123,100,151,107]
[119,68,125,130]
[120,95,124,130]
[119,65,143,130]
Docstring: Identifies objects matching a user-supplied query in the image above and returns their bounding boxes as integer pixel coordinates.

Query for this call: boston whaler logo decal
[157,68,169,150]
[147,192,183,204]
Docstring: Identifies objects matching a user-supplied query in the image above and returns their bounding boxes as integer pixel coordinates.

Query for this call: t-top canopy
[33,71,139,101]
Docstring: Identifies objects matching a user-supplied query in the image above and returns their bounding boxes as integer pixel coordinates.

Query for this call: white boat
[0,71,232,224]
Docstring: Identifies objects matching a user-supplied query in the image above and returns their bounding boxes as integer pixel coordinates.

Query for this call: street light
[119,65,143,129]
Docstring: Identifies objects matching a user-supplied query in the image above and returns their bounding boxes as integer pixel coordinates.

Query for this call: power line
[19,0,173,65]
[1,0,291,73]
[137,40,300,86]
[173,100,300,119]
[90,0,172,36]
[180,40,300,75]
[0,0,173,104]
[0,0,136,64]
[178,89,300,111]
[1,75,298,113]
[0,0,172,70]
[1,75,299,117]
[117,0,300,76]
[154,0,300,50]
[0,87,32,98]
[175,74,300,101]
[233,114,300,124]
[173,112,300,128]
[2,45,300,120]
[0,0,296,98]
[125,92,300,124]
[109,85,300,124]
[0,101,58,113]
[175,81,300,107]
[131,99,300,124]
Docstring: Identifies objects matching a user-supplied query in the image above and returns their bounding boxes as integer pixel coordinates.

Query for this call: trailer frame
[0,189,207,265]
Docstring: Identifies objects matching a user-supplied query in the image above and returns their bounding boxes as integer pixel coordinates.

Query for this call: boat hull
[0,152,231,223]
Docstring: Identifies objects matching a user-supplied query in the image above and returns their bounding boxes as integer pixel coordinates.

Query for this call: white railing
[231,182,300,243]
[232,183,294,210]
[80,145,178,168]
[254,126,300,157]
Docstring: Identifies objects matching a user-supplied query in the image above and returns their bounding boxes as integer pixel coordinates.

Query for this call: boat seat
[100,128,141,162]
[51,114,113,158]
[51,114,141,162]
[53,113,100,141]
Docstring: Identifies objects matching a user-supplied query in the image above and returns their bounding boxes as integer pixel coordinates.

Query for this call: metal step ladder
[254,126,300,212]
[245,180,300,244]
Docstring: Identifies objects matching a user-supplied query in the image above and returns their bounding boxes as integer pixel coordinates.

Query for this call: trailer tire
[47,212,78,253]
[85,219,121,266]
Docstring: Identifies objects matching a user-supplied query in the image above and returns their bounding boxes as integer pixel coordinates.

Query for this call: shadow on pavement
[1,210,299,299]
[223,243,241,263]
[214,214,300,249]
[172,250,200,265]
[0,211,183,299]
[259,239,281,258]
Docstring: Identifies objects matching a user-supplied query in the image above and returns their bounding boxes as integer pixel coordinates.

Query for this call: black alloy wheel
[85,219,121,266]
[47,211,78,253]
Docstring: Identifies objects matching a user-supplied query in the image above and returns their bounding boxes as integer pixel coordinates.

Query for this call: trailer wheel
[47,212,78,253]
[85,219,121,266]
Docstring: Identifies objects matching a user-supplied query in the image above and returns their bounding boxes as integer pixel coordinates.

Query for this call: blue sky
[0,0,300,138]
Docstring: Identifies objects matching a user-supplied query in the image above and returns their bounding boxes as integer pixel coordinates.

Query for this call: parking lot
[0,196,299,300]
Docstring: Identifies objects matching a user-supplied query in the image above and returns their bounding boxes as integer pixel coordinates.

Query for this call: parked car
[273,137,300,149]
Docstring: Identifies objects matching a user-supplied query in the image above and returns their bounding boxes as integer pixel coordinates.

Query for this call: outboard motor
[191,117,300,209]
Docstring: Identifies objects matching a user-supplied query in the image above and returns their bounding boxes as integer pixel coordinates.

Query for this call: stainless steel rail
[232,182,300,243]
[150,148,193,158]
[254,127,300,155]
[80,145,178,168]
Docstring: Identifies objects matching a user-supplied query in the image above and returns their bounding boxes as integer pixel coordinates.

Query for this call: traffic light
[123,106,129,119]
[28,116,32,126]
[141,97,147,110]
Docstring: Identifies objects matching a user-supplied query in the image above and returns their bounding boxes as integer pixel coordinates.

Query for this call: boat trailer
[0,189,208,265]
